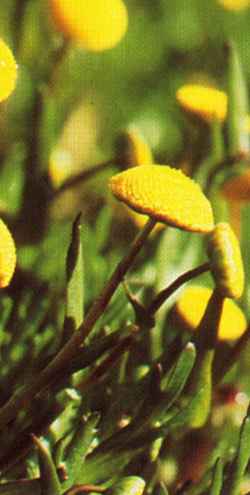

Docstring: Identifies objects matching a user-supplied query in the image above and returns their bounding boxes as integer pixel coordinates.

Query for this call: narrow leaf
[222,409,250,495]
[209,458,224,495]
[32,435,61,495]
[63,412,100,489]
[65,213,84,334]
[226,41,249,155]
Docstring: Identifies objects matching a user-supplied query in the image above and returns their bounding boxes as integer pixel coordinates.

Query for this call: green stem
[51,159,114,199]
[0,218,156,430]
[147,262,210,316]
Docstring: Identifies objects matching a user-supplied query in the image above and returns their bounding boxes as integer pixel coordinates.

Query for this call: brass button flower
[110,165,214,233]
[50,0,128,52]
[207,222,244,299]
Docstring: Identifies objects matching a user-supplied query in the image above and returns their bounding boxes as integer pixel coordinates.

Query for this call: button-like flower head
[207,222,244,299]
[0,39,17,102]
[110,165,214,233]
[0,219,16,288]
[50,0,128,52]
[176,84,227,122]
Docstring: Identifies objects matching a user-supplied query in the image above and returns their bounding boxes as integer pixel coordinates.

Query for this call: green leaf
[209,458,224,495]
[32,435,61,495]
[181,349,214,429]
[226,41,249,155]
[222,409,250,495]
[106,476,146,495]
[63,412,100,489]
[154,342,196,424]
[65,213,84,335]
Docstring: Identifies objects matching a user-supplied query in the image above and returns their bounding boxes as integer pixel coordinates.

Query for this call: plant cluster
[0,1,250,494]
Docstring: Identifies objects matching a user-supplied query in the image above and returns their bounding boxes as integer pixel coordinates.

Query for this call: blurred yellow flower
[117,128,153,167]
[176,84,227,122]
[0,39,17,102]
[110,165,214,233]
[50,0,128,51]
[173,285,247,341]
[218,0,250,11]
[0,219,16,288]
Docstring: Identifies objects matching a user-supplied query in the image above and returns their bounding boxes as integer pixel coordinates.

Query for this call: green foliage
[0,1,250,495]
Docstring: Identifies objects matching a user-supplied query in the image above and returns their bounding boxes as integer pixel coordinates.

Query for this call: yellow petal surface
[0,219,16,288]
[50,0,128,51]
[110,165,214,233]
[207,222,244,299]
[174,286,247,341]
[0,39,17,103]
[221,170,250,202]
[176,84,227,122]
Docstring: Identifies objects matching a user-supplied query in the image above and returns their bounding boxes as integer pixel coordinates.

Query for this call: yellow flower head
[117,128,153,167]
[218,0,250,10]
[176,84,227,123]
[173,285,247,341]
[221,169,250,202]
[0,219,16,288]
[50,0,128,51]
[110,165,214,233]
[207,223,244,299]
[0,39,17,103]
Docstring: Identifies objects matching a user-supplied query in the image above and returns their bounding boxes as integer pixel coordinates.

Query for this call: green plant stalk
[0,217,156,431]
[147,262,210,315]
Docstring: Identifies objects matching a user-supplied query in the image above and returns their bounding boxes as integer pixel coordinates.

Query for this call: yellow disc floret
[0,219,16,288]
[0,39,17,102]
[173,286,247,341]
[50,0,128,51]
[110,165,214,233]
[207,222,244,299]
[176,84,227,123]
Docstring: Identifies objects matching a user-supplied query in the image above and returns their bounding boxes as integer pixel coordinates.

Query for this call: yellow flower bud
[110,165,214,233]
[50,0,128,51]
[0,219,16,288]
[0,39,17,103]
[218,0,250,10]
[173,285,247,341]
[207,222,244,299]
[176,84,227,123]
[117,128,153,167]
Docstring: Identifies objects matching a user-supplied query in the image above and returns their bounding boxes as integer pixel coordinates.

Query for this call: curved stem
[205,151,248,194]
[0,218,156,430]
[51,159,114,199]
[148,262,210,316]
